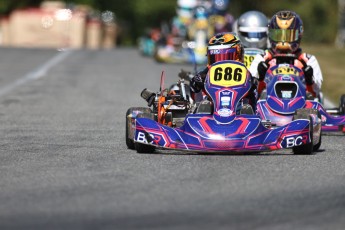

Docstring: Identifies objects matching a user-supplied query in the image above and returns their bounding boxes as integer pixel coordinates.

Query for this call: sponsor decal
[221,96,230,107]
[273,66,299,76]
[217,90,234,117]
[281,90,293,99]
[218,108,232,117]
[209,49,221,54]
[136,131,165,145]
[136,131,154,144]
[283,135,308,148]
[281,76,292,81]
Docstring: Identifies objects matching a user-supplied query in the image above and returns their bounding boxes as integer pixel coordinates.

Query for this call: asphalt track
[0,47,344,230]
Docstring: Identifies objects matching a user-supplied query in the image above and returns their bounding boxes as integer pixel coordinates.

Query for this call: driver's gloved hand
[258,61,269,81]
[190,74,203,93]
[303,65,314,85]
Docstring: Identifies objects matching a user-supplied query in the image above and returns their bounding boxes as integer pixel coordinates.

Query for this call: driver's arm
[248,54,265,79]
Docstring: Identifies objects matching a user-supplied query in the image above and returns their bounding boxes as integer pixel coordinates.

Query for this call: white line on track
[0,49,73,97]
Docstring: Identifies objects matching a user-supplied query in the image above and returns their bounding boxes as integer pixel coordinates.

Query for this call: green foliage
[229,0,338,43]
[0,0,340,45]
[131,0,176,36]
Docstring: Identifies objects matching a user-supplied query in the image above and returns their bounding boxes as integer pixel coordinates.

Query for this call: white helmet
[178,0,198,8]
[237,11,269,49]
[177,0,198,20]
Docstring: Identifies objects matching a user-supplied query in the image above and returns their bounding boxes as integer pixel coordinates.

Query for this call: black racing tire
[292,109,314,155]
[135,142,156,153]
[125,107,153,150]
[313,130,322,151]
[135,109,156,153]
[339,94,345,115]
[125,108,135,149]
[312,110,322,151]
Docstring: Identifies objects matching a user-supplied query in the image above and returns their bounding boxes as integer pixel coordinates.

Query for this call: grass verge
[304,44,345,105]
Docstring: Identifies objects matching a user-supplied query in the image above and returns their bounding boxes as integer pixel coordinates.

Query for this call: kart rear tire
[339,94,345,115]
[292,109,314,155]
[313,131,322,151]
[312,110,322,151]
[125,107,153,150]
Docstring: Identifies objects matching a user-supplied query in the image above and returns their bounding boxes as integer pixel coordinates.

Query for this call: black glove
[258,61,268,81]
[190,74,203,93]
[303,65,314,85]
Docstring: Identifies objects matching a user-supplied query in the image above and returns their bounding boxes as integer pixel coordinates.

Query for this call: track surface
[0,47,344,230]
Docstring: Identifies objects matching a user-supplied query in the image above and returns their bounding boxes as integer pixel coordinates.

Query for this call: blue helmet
[212,0,230,14]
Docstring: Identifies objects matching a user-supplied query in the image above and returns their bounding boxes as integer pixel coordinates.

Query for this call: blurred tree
[0,0,339,45]
[230,0,338,43]
[336,0,345,47]
[0,0,41,14]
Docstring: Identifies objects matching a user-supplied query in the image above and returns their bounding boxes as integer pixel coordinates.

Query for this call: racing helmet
[177,0,198,24]
[237,11,269,49]
[268,10,303,53]
[212,0,230,14]
[207,32,244,65]
[194,5,208,19]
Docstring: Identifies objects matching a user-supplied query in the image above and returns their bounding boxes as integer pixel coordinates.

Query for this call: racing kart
[126,60,321,154]
[154,6,209,65]
[256,64,345,139]
[154,36,208,65]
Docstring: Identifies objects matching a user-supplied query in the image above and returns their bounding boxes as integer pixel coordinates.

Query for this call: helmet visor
[208,48,238,65]
[269,29,300,42]
[240,31,267,39]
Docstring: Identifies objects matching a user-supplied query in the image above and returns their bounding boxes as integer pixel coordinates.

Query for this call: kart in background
[256,64,345,149]
[126,60,321,154]
[154,6,210,65]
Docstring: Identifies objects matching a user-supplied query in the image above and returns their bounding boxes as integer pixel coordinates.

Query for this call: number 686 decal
[209,63,247,87]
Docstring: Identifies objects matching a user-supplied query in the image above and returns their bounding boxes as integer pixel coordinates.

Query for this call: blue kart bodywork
[129,61,320,153]
[256,64,345,134]
[135,114,312,152]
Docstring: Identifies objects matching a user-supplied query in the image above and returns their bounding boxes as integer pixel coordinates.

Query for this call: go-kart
[126,60,321,154]
[154,5,209,65]
[256,64,345,139]
[154,39,207,65]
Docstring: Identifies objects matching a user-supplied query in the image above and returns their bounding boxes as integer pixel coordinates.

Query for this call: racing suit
[249,48,323,100]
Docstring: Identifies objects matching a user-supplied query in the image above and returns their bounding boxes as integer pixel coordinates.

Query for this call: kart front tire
[125,107,153,150]
[135,109,156,153]
[292,109,314,155]
[135,142,156,153]
[339,94,345,115]
[126,108,136,149]
[313,131,322,151]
